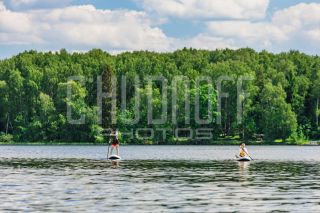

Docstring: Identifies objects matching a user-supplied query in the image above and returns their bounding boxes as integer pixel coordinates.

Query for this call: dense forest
[0,48,320,144]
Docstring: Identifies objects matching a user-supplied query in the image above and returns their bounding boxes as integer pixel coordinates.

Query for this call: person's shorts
[111,143,119,148]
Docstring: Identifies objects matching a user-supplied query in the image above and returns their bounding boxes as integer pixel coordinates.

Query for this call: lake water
[0,145,319,212]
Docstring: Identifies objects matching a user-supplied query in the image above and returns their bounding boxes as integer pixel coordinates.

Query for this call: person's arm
[109,130,117,137]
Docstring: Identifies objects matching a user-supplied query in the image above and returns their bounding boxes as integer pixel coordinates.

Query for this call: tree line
[0,48,320,144]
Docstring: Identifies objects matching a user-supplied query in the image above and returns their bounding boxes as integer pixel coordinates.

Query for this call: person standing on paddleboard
[109,128,120,156]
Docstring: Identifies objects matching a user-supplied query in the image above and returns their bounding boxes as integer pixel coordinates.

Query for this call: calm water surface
[0,145,320,212]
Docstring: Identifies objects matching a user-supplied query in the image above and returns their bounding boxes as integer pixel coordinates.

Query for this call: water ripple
[0,157,320,212]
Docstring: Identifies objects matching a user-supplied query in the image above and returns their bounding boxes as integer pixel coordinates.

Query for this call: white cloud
[0,4,171,51]
[174,34,235,50]
[191,3,320,53]
[10,0,45,5]
[271,3,320,45]
[0,2,33,34]
[3,0,73,10]
[206,21,286,49]
[0,1,5,10]
[140,0,269,20]
[0,1,319,57]
[307,29,320,42]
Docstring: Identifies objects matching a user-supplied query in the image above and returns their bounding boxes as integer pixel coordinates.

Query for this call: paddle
[107,141,111,159]
[244,150,254,160]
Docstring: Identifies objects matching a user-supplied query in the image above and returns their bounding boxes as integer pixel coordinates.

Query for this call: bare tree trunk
[225,98,228,136]
[316,98,319,127]
[5,113,9,134]
[241,102,244,140]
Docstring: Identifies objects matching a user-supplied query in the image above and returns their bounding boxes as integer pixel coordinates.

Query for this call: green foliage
[260,83,297,142]
[0,48,318,144]
[0,133,13,143]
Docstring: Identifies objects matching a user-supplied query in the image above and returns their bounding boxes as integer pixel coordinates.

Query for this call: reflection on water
[1,158,320,212]
[111,160,120,168]
[238,161,250,175]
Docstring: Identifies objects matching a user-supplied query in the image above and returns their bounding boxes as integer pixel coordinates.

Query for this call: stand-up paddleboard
[108,154,121,160]
[235,155,251,161]
[237,156,251,161]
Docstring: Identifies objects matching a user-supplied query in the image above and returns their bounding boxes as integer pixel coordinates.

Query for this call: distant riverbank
[0,140,318,146]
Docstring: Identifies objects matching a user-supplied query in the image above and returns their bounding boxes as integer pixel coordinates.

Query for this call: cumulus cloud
[139,0,269,20]
[0,1,5,10]
[11,0,52,4]
[175,34,235,50]
[0,1,319,57]
[271,2,320,47]
[2,0,73,10]
[0,3,171,51]
[191,3,320,53]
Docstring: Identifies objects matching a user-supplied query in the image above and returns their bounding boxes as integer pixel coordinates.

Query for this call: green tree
[260,83,297,142]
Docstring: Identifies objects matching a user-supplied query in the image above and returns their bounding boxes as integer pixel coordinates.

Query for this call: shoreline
[0,142,318,146]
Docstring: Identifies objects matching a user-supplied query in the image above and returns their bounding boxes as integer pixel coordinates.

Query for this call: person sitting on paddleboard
[239,143,249,157]
[109,128,119,156]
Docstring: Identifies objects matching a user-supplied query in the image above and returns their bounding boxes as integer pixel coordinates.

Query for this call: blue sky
[0,0,320,58]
